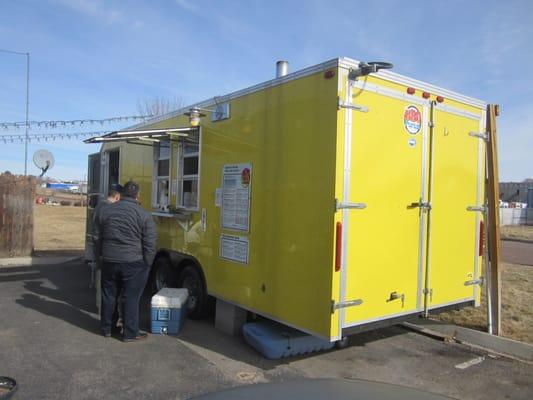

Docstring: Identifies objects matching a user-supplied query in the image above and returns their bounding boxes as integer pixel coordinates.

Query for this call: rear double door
[339,84,482,331]
[426,105,483,309]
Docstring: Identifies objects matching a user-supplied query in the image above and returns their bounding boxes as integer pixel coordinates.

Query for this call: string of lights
[0,130,109,144]
[0,115,153,130]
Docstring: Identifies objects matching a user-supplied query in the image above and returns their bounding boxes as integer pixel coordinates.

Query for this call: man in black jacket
[94,180,157,342]
[87,184,122,311]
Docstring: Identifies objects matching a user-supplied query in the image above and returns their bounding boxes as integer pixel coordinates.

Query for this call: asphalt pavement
[0,260,532,400]
[501,240,533,266]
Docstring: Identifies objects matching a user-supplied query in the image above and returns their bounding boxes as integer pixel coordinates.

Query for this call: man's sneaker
[122,332,148,343]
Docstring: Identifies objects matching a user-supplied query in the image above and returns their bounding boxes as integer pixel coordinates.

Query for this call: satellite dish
[33,149,55,177]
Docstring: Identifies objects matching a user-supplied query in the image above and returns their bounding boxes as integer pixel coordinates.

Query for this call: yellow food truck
[85,57,487,343]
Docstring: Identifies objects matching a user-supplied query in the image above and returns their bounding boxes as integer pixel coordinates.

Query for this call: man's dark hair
[108,184,123,197]
[122,181,140,198]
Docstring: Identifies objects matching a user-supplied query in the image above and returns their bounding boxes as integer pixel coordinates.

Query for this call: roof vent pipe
[276,60,289,78]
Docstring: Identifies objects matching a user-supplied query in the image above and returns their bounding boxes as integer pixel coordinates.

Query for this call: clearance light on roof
[422,91,431,99]
[324,70,336,79]
[436,96,445,103]
[407,87,416,95]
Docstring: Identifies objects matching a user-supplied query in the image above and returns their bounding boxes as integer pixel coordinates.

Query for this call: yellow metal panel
[342,88,425,326]
[426,108,482,307]
[109,71,340,338]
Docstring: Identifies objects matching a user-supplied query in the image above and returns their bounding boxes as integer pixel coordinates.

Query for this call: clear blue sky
[1,0,532,181]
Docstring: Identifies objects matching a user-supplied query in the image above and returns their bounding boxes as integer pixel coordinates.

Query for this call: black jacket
[86,199,112,262]
[93,197,157,266]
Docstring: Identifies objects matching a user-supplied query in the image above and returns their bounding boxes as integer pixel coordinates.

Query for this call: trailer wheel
[152,256,178,293]
[335,336,350,349]
[178,265,209,319]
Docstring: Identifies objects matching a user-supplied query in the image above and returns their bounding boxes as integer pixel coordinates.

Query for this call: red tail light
[335,222,342,272]
[479,220,484,256]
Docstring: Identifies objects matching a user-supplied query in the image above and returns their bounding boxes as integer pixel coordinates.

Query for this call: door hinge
[469,131,488,141]
[423,288,433,301]
[428,121,435,128]
[338,98,369,113]
[466,205,486,212]
[335,199,367,211]
[331,299,363,313]
[464,277,484,287]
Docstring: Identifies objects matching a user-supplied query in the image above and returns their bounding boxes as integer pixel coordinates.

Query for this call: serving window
[83,126,200,214]
[152,142,170,210]
[177,134,200,210]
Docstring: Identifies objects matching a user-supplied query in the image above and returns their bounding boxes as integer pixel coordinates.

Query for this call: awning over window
[84,127,198,145]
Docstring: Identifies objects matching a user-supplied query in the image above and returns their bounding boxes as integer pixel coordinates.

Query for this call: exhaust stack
[276,60,289,78]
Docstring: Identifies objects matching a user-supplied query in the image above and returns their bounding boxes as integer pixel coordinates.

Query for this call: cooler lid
[151,288,189,308]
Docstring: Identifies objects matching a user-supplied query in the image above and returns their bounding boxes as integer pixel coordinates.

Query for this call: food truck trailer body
[85,57,486,341]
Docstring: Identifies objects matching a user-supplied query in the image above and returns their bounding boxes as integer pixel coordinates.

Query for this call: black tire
[335,336,350,349]
[151,256,179,293]
[0,376,17,400]
[178,265,209,319]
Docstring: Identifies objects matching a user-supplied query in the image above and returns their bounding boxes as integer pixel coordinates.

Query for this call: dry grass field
[435,262,533,343]
[500,224,533,241]
[34,204,86,251]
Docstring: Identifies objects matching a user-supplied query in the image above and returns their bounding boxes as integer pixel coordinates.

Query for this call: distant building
[46,182,80,193]
[500,179,533,203]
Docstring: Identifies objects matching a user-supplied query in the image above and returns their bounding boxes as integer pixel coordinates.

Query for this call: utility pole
[0,48,30,175]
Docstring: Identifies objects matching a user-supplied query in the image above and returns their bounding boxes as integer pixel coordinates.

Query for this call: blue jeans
[101,260,149,339]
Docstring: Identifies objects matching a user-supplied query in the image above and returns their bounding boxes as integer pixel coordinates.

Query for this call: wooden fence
[0,173,35,257]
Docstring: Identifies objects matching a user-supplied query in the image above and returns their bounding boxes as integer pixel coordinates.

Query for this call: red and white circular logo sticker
[404,105,422,135]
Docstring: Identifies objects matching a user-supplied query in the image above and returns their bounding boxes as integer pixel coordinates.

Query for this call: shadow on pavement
[8,258,101,335]
[170,311,407,371]
[7,257,409,367]
[16,293,100,334]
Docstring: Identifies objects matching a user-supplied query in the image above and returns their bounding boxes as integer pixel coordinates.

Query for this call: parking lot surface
[0,260,532,400]
[501,240,533,266]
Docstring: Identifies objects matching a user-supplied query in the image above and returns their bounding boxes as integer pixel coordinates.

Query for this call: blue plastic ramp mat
[242,320,334,359]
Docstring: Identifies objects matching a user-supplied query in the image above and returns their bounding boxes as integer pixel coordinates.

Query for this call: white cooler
[151,288,188,334]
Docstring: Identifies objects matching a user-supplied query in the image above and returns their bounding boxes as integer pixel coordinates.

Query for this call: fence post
[0,174,34,258]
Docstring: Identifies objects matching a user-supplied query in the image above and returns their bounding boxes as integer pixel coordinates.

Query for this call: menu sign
[221,163,252,232]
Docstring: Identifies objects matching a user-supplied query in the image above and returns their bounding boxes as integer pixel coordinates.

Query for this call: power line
[0,115,154,130]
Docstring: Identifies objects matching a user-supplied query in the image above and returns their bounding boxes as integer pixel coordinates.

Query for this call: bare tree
[137,96,184,117]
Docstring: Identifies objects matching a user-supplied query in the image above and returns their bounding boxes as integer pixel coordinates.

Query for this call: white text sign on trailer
[221,163,252,232]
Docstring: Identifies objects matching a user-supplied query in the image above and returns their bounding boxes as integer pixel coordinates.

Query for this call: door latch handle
[387,291,405,307]
[408,201,431,210]
[335,199,367,211]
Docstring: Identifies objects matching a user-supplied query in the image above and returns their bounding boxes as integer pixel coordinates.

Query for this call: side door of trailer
[339,81,429,330]
[424,103,485,310]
